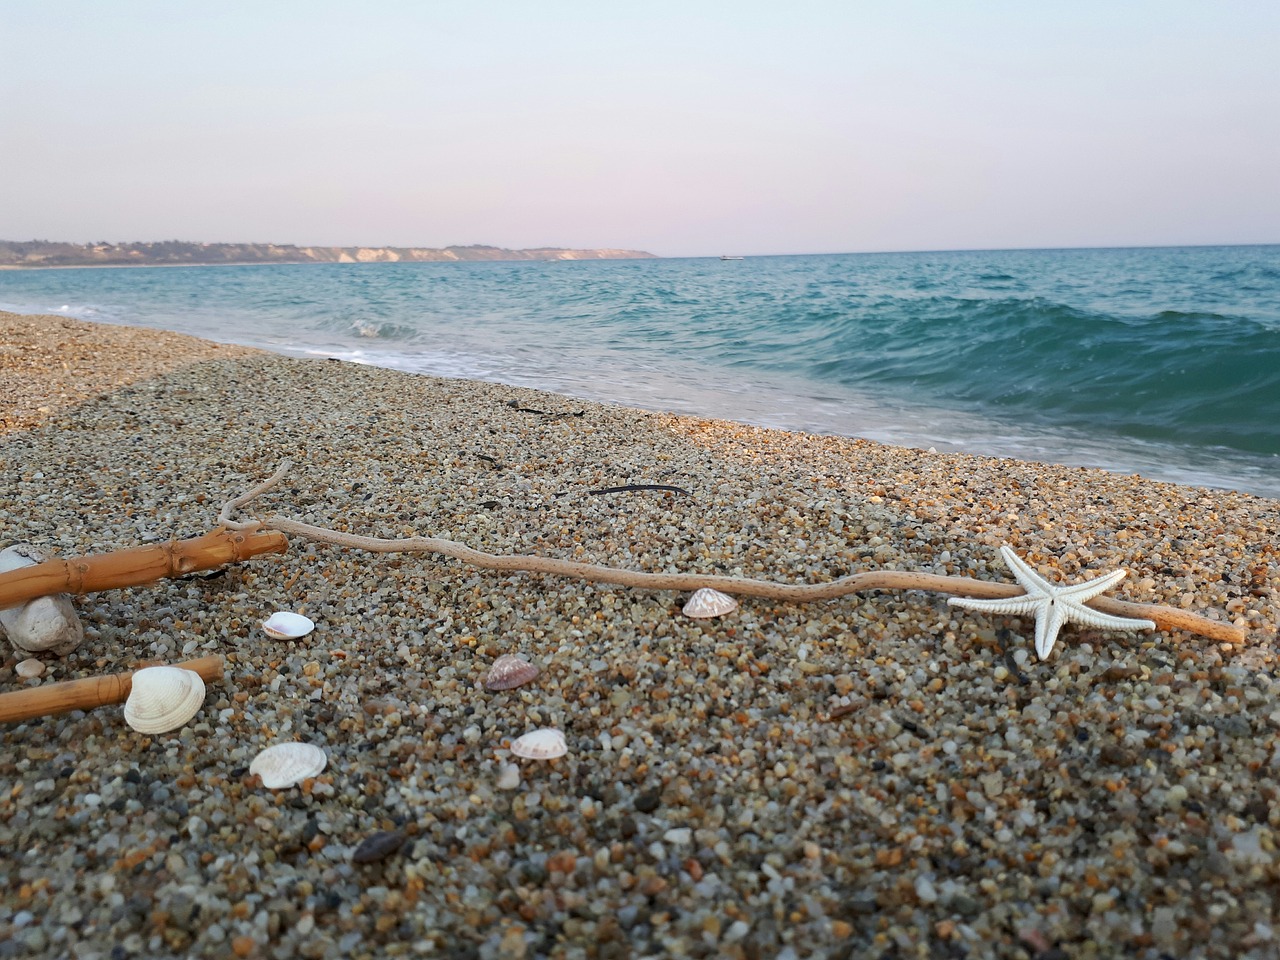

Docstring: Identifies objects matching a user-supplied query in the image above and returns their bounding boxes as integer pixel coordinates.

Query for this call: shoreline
[0,256,660,271]
[2,310,1278,958]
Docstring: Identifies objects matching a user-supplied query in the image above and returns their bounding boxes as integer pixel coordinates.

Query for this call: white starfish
[948,545,1156,660]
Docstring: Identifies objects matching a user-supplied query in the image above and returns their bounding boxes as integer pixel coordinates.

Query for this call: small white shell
[682,588,739,619]
[123,666,206,734]
[262,612,315,640]
[250,742,328,789]
[484,654,540,691]
[510,728,568,760]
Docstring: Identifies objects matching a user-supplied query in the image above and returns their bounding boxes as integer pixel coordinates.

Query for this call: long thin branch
[257,516,1244,644]
[218,462,1247,645]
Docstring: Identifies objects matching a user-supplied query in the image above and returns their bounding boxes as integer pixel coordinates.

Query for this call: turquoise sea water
[2,245,1278,498]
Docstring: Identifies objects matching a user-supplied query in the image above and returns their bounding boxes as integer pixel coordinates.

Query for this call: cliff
[0,240,658,268]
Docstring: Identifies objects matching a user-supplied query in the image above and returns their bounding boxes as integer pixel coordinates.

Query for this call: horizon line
[3,237,1278,262]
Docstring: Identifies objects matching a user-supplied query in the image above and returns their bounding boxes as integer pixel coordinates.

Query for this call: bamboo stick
[0,655,224,724]
[0,527,288,611]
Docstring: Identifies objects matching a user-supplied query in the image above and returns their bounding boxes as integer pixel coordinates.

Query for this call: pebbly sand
[1,310,1278,959]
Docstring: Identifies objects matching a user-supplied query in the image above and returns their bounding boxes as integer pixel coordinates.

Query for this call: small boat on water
[720,255,745,261]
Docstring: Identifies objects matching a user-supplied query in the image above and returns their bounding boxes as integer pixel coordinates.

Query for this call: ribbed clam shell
[261,611,315,640]
[682,587,739,618]
[510,728,568,760]
[484,654,540,691]
[123,666,206,734]
[250,742,327,789]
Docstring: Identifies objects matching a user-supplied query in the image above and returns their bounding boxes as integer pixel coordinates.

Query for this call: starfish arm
[1057,568,1129,601]
[999,546,1056,594]
[1035,599,1070,660]
[947,595,1047,617]
[1063,603,1156,634]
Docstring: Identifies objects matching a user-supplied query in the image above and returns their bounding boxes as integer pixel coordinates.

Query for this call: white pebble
[914,875,938,903]
[496,764,521,791]
[15,658,44,679]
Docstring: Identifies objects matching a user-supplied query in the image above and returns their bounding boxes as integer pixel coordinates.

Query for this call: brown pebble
[231,935,255,957]
[638,876,667,896]
[1100,744,1136,766]
[546,850,577,873]
[351,829,407,864]
[1101,665,1143,682]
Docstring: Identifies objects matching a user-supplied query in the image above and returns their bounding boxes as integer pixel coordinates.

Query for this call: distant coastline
[0,240,658,269]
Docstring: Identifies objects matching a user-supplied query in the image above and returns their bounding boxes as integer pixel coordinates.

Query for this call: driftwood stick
[218,460,294,528]
[0,655,224,724]
[214,461,1246,647]
[0,528,289,612]
[258,516,1246,645]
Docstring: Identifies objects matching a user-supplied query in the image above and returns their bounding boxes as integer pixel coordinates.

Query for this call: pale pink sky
[3,1,1277,257]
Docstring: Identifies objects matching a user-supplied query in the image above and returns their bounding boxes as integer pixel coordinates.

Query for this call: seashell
[15,658,45,679]
[484,654,540,691]
[510,727,568,760]
[250,742,327,789]
[351,829,407,864]
[261,611,315,640]
[682,587,739,619]
[123,666,206,734]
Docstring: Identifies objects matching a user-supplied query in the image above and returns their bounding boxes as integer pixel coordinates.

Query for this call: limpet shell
[484,654,540,691]
[262,611,315,640]
[123,666,206,734]
[250,742,327,789]
[510,727,568,760]
[682,587,739,618]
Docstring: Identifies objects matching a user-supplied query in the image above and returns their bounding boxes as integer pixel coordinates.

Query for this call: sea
[2,245,1278,499]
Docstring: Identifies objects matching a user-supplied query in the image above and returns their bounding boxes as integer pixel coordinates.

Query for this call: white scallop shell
[484,654,540,691]
[510,728,568,760]
[262,611,315,640]
[682,587,739,618]
[123,666,206,734]
[250,742,328,789]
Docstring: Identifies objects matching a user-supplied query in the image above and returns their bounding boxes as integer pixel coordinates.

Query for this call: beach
[2,310,1279,958]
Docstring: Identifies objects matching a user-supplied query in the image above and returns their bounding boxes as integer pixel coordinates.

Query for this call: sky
[3,1,1278,257]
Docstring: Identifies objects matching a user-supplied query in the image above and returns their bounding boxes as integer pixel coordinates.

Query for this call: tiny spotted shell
[250,742,327,789]
[510,728,568,760]
[682,587,739,618]
[484,654,540,691]
[262,612,315,640]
